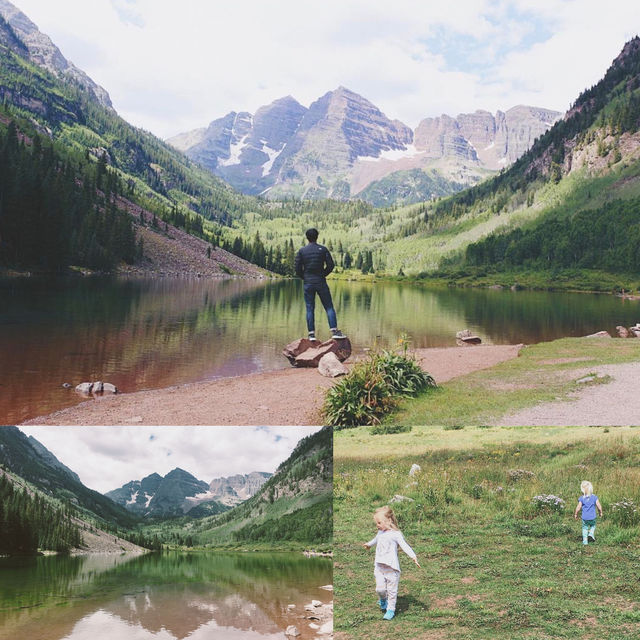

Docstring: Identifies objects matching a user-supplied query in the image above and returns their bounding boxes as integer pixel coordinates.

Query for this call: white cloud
[19,426,323,494]
[10,1,640,137]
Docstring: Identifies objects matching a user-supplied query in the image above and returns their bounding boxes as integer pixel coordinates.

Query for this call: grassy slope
[141,428,333,550]
[389,338,640,426]
[334,427,640,639]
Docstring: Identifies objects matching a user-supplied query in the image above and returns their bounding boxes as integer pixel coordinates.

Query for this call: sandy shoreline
[22,345,523,426]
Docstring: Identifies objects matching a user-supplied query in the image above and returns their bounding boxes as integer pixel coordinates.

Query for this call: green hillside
[386,37,640,278]
[0,427,138,530]
[148,427,333,548]
[221,38,640,283]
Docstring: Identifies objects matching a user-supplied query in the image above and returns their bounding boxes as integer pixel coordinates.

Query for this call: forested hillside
[185,427,333,546]
[0,470,82,554]
[406,37,640,279]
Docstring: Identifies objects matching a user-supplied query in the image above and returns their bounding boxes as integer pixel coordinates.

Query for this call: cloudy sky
[19,426,323,493]
[13,0,640,139]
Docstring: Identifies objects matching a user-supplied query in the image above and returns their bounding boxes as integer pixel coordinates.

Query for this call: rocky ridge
[207,471,272,506]
[169,88,561,203]
[0,0,112,108]
[106,468,272,516]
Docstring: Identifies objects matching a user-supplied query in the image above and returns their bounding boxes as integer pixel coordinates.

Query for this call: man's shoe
[331,330,347,339]
[377,598,387,611]
[383,610,395,620]
[308,334,319,342]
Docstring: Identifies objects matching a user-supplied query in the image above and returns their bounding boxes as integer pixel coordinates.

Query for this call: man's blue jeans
[303,281,337,333]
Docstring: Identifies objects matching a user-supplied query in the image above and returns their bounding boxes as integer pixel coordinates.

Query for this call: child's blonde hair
[374,505,399,530]
[581,480,593,496]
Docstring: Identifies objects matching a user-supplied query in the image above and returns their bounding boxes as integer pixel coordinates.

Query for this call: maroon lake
[0,551,332,640]
[1,276,638,424]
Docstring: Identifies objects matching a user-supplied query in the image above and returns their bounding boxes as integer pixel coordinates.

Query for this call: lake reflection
[1,276,638,423]
[0,552,332,640]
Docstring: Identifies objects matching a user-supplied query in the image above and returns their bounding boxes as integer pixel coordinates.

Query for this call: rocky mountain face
[0,0,112,108]
[414,106,562,168]
[207,471,272,506]
[106,468,219,518]
[105,468,270,517]
[169,88,561,203]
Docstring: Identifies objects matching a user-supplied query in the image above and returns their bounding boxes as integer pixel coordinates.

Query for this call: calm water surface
[1,276,638,423]
[0,552,332,640]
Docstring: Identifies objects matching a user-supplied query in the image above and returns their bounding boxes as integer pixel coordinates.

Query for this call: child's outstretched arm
[363,533,379,549]
[396,532,420,567]
[596,499,603,517]
[574,501,582,519]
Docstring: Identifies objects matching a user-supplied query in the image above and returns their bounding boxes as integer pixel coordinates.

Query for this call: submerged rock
[456,329,482,346]
[75,381,118,396]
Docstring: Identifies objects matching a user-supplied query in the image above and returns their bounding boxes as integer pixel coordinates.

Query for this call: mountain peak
[0,0,112,108]
[612,35,640,69]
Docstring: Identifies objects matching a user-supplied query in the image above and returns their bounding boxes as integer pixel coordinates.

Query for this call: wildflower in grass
[508,469,536,482]
[573,481,603,545]
[532,494,566,514]
[610,498,638,527]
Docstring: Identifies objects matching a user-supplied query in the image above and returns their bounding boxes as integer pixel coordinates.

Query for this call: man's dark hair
[305,228,319,242]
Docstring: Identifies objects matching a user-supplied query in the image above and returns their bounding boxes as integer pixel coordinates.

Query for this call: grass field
[390,337,640,426]
[334,426,640,639]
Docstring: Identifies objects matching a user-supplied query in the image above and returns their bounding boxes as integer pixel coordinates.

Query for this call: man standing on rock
[295,228,346,342]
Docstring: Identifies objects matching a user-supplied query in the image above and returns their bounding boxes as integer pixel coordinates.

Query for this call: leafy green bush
[369,424,412,435]
[325,358,396,428]
[372,349,436,396]
[324,343,437,427]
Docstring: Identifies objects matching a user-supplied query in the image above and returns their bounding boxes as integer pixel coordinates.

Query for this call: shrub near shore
[324,338,436,426]
[334,429,640,639]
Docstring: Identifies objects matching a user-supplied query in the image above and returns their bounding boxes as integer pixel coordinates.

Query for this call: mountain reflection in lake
[0,552,332,640]
[2,276,638,423]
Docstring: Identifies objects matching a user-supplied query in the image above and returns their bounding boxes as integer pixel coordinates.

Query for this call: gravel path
[22,345,522,426]
[498,361,640,426]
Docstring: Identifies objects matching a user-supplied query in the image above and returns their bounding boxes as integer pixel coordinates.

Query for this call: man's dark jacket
[294,242,335,284]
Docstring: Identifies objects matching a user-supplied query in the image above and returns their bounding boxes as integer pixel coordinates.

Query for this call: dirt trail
[22,345,522,426]
[498,361,640,426]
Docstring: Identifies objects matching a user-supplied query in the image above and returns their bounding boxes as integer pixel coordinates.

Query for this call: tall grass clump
[324,336,437,427]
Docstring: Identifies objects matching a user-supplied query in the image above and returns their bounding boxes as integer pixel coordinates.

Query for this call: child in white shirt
[362,505,420,620]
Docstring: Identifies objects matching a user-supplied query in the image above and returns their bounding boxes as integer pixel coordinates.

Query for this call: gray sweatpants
[374,562,400,612]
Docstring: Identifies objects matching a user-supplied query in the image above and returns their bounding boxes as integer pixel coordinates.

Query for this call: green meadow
[334,426,640,639]
[390,337,640,426]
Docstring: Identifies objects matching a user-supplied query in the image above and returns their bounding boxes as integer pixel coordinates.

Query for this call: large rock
[318,352,348,378]
[456,329,482,346]
[585,331,612,338]
[75,381,118,395]
[282,338,315,365]
[630,324,640,338]
[294,338,352,368]
[617,325,630,338]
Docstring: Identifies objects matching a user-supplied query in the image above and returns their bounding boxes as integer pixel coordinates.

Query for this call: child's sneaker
[377,598,387,611]
[308,333,319,342]
[588,535,595,542]
[331,329,347,339]
[383,610,395,620]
